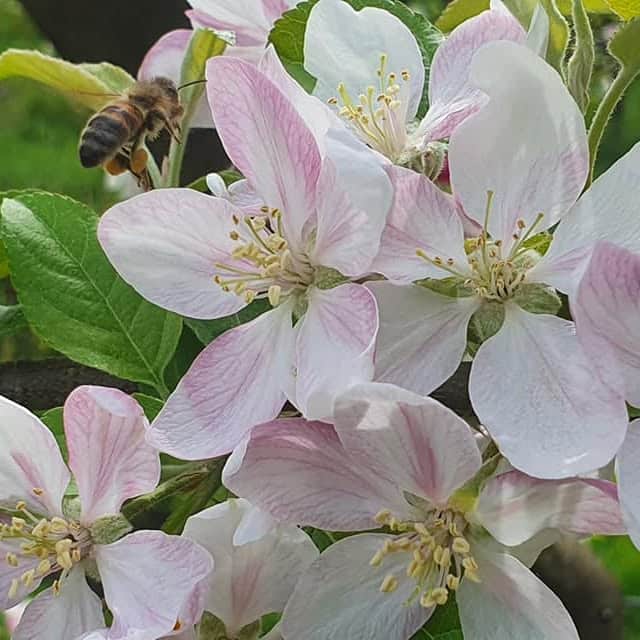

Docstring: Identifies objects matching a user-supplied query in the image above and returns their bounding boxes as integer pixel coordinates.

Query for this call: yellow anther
[375,509,391,525]
[15,501,26,511]
[420,590,437,608]
[57,551,73,571]
[11,518,26,531]
[370,550,385,567]
[8,579,19,600]
[5,553,18,567]
[71,548,82,563]
[327,97,338,105]
[431,587,449,606]
[32,520,50,538]
[406,558,420,577]
[21,569,35,588]
[414,522,429,537]
[380,574,399,593]
[55,539,72,554]
[462,557,479,572]
[268,285,282,307]
[229,230,240,241]
[244,290,257,304]
[32,487,44,496]
[52,579,61,596]
[446,574,460,591]
[234,282,247,294]
[452,537,470,554]
[37,558,51,576]
[401,70,410,81]
[517,218,526,229]
[232,214,240,224]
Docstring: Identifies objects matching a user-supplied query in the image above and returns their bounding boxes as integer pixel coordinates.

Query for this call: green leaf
[567,0,595,112]
[186,299,270,345]
[605,0,640,18]
[164,324,204,390]
[412,598,463,639]
[269,0,443,116]
[436,0,609,30]
[0,49,134,110]
[0,304,28,338]
[591,535,640,595]
[609,17,640,67]
[133,393,164,422]
[1,192,182,395]
[40,406,66,460]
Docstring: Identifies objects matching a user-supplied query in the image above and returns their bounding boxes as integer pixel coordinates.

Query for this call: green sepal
[512,283,562,315]
[567,0,595,112]
[417,276,474,298]
[90,514,133,545]
[466,301,505,357]
[314,266,349,290]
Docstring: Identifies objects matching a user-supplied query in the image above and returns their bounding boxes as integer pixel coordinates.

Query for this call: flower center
[416,191,544,302]
[214,208,315,307]
[371,508,480,609]
[1,499,91,600]
[328,54,411,162]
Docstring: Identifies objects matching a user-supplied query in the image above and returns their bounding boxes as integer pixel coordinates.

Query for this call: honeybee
[78,77,184,190]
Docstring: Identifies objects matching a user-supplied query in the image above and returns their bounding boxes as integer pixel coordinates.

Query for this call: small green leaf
[609,17,640,67]
[1,192,182,395]
[40,406,66,460]
[186,299,270,345]
[0,305,28,338]
[605,0,640,19]
[269,0,443,116]
[0,49,134,110]
[567,0,595,112]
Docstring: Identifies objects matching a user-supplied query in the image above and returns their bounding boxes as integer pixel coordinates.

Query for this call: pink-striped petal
[372,166,470,283]
[475,470,625,547]
[335,383,482,506]
[149,304,293,459]
[573,241,640,406]
[13,568,103,640]
[0,540,41,610]
[183,499,318,636]
[295,284,378,420]
[280,534,429,640]
[449,41,588,251]
[0,396,69,517]
[370,282,480,396]
[207,57,321,250]
[97,531,213,639]
[617,420,640,549]
[532,141,640,294]
[64,386,160,524]
[469,304,628,479]
[458,547,578,639]
[138,29,191,83]
[223,419,409,530]
[98,189,248,320]
[417,5,526,144]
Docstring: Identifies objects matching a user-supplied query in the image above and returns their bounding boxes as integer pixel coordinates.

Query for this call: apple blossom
[139,0,298,128]
[369,40,638,479]
[303,0,528,167]
[224,383,625,640]
[173,498,318,639]
[571,241,640,551]
[99,56,392,460]
[0,387,213,640]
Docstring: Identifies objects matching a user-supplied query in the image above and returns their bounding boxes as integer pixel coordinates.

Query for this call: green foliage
[133,393,165,421]
[269,0,443,116]
[0,49,134,110]
[0,304,27,338]
[1,192,182,395]
[567,0,596,112]
[40,405,66,460]
[186,299,271,345]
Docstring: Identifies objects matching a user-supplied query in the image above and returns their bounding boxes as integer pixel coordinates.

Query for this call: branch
[0,359,136,410]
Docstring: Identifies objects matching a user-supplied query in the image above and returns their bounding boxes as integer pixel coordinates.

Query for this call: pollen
[371,507,480,611]
[0,502,91,602]
[328,53,411,162]
[213,210,314,308]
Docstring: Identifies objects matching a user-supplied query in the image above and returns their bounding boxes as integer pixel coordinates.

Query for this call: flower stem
[587,67,637,186]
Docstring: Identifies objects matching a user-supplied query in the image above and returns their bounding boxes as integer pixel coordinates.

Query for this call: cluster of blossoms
[3,0,640,638]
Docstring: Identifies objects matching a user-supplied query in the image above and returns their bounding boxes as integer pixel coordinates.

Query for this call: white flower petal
[617,420,640,549]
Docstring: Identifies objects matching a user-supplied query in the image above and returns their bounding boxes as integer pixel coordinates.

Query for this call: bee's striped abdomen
[78,103,142,168]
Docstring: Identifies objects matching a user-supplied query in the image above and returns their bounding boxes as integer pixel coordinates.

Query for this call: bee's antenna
[177,79,208,91]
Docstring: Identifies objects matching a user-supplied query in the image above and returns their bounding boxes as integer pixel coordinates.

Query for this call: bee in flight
[78,77,184,190]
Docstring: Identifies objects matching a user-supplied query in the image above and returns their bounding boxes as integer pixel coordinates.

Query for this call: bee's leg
[162,118,183,145]
[125,134,153,191]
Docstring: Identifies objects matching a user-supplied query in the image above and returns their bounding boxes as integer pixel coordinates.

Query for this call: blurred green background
[1,0,640,636]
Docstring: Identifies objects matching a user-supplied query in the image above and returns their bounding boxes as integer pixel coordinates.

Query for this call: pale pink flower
[224,382,625,640]
[138,0,298,128]
[171,498,317,638]
[572,240,640,550]
[303,0,529,164]
[0,387,213,640]
[99,57,392,460]
[369,40,640,479]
